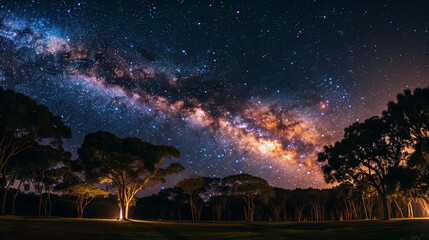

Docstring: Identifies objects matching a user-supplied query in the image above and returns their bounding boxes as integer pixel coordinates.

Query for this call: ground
[0,216,428,240]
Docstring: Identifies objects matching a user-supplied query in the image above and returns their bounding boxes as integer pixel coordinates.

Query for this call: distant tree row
[135,176,429,221]
[3,173,429,221]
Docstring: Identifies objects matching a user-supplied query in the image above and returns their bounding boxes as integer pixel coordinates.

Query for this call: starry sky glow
[0,0,428,191]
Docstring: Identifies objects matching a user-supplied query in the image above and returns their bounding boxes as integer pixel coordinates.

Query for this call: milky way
[0,1,428,192]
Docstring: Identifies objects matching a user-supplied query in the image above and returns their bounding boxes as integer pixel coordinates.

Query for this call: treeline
[135,177,429,221]
[2,178,429,221]
[1,86,428,222]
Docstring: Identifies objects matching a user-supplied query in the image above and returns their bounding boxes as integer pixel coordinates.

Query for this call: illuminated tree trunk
[394,200,404,218]
[407,201,413,218]
[125,202,129,219]
[120,202,126,219]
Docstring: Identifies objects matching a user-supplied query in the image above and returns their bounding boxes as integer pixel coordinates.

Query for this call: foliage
[78,131,184,219]
[65,182,108,218]
[222,173,274,222]
[0,88,71,173]
[383,88,429,203]
[318,116,407,219]
[23,145,72,216]
[175,174,205,221]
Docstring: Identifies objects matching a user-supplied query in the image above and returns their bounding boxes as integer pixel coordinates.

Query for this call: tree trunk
[394,200,404,218]
[408,201,413,218]
[12,181,22,215]
[189,195,195,221]
[38,194,43,216]
[381,195,390,220]
[243,206,248,222]
[1,188,8,215]
[121,204,126,220]
[125,202,129,219]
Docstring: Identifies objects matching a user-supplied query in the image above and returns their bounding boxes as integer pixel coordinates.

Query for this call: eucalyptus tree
[65,182,108,218]
[222,173,274,222]
[22,145,73,216]
[175,175,204,221]
[0,88,70,214]
[0,88,71,174]
[383,88,429,204]
[318,117,407,220]
[78,131,184,219]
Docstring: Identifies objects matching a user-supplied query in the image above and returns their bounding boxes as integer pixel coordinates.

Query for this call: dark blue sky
[0,0,428,192]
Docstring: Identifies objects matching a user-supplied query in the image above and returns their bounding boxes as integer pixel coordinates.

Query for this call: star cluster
[0,1,428,191]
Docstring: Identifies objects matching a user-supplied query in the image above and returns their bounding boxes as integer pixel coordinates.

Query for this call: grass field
[1,216,429,240]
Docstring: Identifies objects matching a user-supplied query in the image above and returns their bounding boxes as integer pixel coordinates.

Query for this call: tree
[222,173,274,222]
[0,88,71,174]
[23,145,72,216]
[175,175,205,221]
[65,182,108,218]
[200,177,227,221]
[383,88,429,205]
[318,117,407,220]
[0,88,70,214]
[0,149,31,215]
[78,131,184,219]
[287,188,311,221]
[268,188,289,221]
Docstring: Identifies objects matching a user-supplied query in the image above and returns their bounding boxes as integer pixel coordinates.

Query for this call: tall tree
[318,117,407,220]
[0,149,30,215]
[0,88,71,174]
[0,88,70,215]
[383,88,429,204]
[24,145,72,216]
[78,131,184,219]
[200,177,227,221]
[222,173,274,222]
[175,175,204,221]
[268,188,289,221]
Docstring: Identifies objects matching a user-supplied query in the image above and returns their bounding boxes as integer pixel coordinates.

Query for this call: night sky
[0,0,428,192]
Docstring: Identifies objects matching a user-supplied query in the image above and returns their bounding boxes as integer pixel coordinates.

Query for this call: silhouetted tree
[200,177,226,220]
[0,149,29,215]
[383,88,429,205]
[78,131,184,219]
[318,117,407,220]
[175,175,204,221]
[0,88,71,214]
[222,173,274,222]
[268,187,289,221]
[24,145,72,216]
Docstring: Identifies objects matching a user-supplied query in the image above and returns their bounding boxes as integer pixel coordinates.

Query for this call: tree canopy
[318,87,429,220]
[78,131,184,219]
[222,173,274,222]
[0,88,71,173]
[175,174,205,221]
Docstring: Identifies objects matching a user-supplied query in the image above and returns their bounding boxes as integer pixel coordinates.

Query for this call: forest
[1,87,428,222]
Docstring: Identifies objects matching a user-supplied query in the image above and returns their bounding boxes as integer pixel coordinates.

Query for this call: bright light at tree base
[119,207,123,220]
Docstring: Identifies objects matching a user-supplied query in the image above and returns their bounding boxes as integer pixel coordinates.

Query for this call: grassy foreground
[0,216,429,240]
